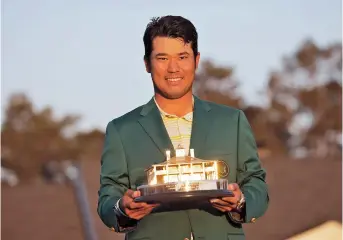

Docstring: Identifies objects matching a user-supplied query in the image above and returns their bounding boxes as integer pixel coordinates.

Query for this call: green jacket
[97,96,269,240]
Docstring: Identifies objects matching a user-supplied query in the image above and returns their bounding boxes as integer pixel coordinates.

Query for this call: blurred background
[1,1,342,240]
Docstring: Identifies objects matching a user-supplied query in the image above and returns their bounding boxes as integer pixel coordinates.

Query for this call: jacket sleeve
[229,110,269,224]
[97,121,138,232]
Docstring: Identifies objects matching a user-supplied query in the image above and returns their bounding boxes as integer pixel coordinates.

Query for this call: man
[97,15,269,240]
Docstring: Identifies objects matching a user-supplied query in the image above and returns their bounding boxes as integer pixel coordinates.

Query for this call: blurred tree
[1,93,81,181]
[73,129,104,162]
[193,60,243,108]
[265,39,342,158]
[194,41,341,159]
[193,59,289,156]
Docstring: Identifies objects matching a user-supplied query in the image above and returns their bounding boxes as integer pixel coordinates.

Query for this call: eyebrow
[155,52,190,57]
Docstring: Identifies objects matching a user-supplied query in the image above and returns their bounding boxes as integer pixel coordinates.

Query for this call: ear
[144,56,151,73]
[195,52,200,70]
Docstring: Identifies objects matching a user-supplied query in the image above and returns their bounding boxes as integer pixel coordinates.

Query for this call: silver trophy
[134,148,233,204]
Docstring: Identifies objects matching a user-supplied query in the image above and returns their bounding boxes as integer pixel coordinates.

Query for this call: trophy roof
[148,156,215,168]
[167,155,202,163]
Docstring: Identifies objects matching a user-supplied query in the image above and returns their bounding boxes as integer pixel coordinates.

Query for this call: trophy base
[134,189,234,204]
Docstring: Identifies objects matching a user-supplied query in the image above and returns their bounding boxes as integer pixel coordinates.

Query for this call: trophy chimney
[166,150,171,160]
[190,149,195,158]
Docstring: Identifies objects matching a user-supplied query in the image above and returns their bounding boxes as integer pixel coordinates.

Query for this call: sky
[2,0,342,131]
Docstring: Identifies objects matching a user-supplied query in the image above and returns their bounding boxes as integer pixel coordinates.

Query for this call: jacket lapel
[138,95,213,160]
[138,98,175,160]
[189,96,213,157]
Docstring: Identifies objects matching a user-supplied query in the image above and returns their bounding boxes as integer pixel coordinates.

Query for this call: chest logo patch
[217,160,230,178]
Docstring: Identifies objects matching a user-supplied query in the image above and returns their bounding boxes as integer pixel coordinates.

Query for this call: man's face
[145,37,200,99]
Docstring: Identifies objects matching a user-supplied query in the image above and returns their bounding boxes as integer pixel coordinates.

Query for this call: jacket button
[251,217,257,223]
[109,227,115,231]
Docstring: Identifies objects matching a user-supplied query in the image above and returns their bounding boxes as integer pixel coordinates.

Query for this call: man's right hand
[120,189,159,220]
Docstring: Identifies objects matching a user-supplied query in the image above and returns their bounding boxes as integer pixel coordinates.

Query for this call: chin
[161,91,189,100]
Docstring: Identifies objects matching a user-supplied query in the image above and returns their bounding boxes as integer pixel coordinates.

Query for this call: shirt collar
[154,97,194,122]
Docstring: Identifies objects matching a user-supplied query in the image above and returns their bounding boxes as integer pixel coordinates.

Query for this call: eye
[158,57,168,61]
[179,56,188,60]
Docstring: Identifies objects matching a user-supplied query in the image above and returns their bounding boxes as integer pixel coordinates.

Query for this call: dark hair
[143,15,198,62]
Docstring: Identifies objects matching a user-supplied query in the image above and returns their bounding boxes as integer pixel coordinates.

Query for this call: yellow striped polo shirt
[154,98,194,155]
[154,97,195,240]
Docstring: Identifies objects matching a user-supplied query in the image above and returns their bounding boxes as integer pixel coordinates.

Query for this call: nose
[167,58,180,73]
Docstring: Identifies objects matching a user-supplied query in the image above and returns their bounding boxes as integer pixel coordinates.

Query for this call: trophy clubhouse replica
[134,148,234,204]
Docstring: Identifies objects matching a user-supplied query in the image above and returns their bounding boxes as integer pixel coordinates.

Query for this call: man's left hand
[210,183,242,212]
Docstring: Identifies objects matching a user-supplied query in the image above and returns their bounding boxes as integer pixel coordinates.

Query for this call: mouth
[165,77,184,82]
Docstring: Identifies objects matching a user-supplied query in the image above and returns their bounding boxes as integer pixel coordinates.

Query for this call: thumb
[228,183,239,191]
[132,190,141,198]
[125,189,135,198]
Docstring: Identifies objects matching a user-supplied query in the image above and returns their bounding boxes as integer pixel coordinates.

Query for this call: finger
[213,204,233,212]
[130,210,150,220]
[126,207,148,216]
[128,201,149,210]
[212,204,231,212]
[228,183,239,191]
[133,204,156,211]
[126,190,141,199]
[127,201,159,212]
[221,196,238,205]
[131,201,160,210]
[128,211,145,220]
[148,203,160,208]
[132,191,141,198]
[128,206,155,219]
[210,199,233,207]
[125,189,134,197]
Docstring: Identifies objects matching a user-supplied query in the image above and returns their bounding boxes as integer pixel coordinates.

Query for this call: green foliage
[1,93,104,181]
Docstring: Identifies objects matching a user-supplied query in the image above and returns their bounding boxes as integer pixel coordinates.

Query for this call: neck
[155,92,193,117]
